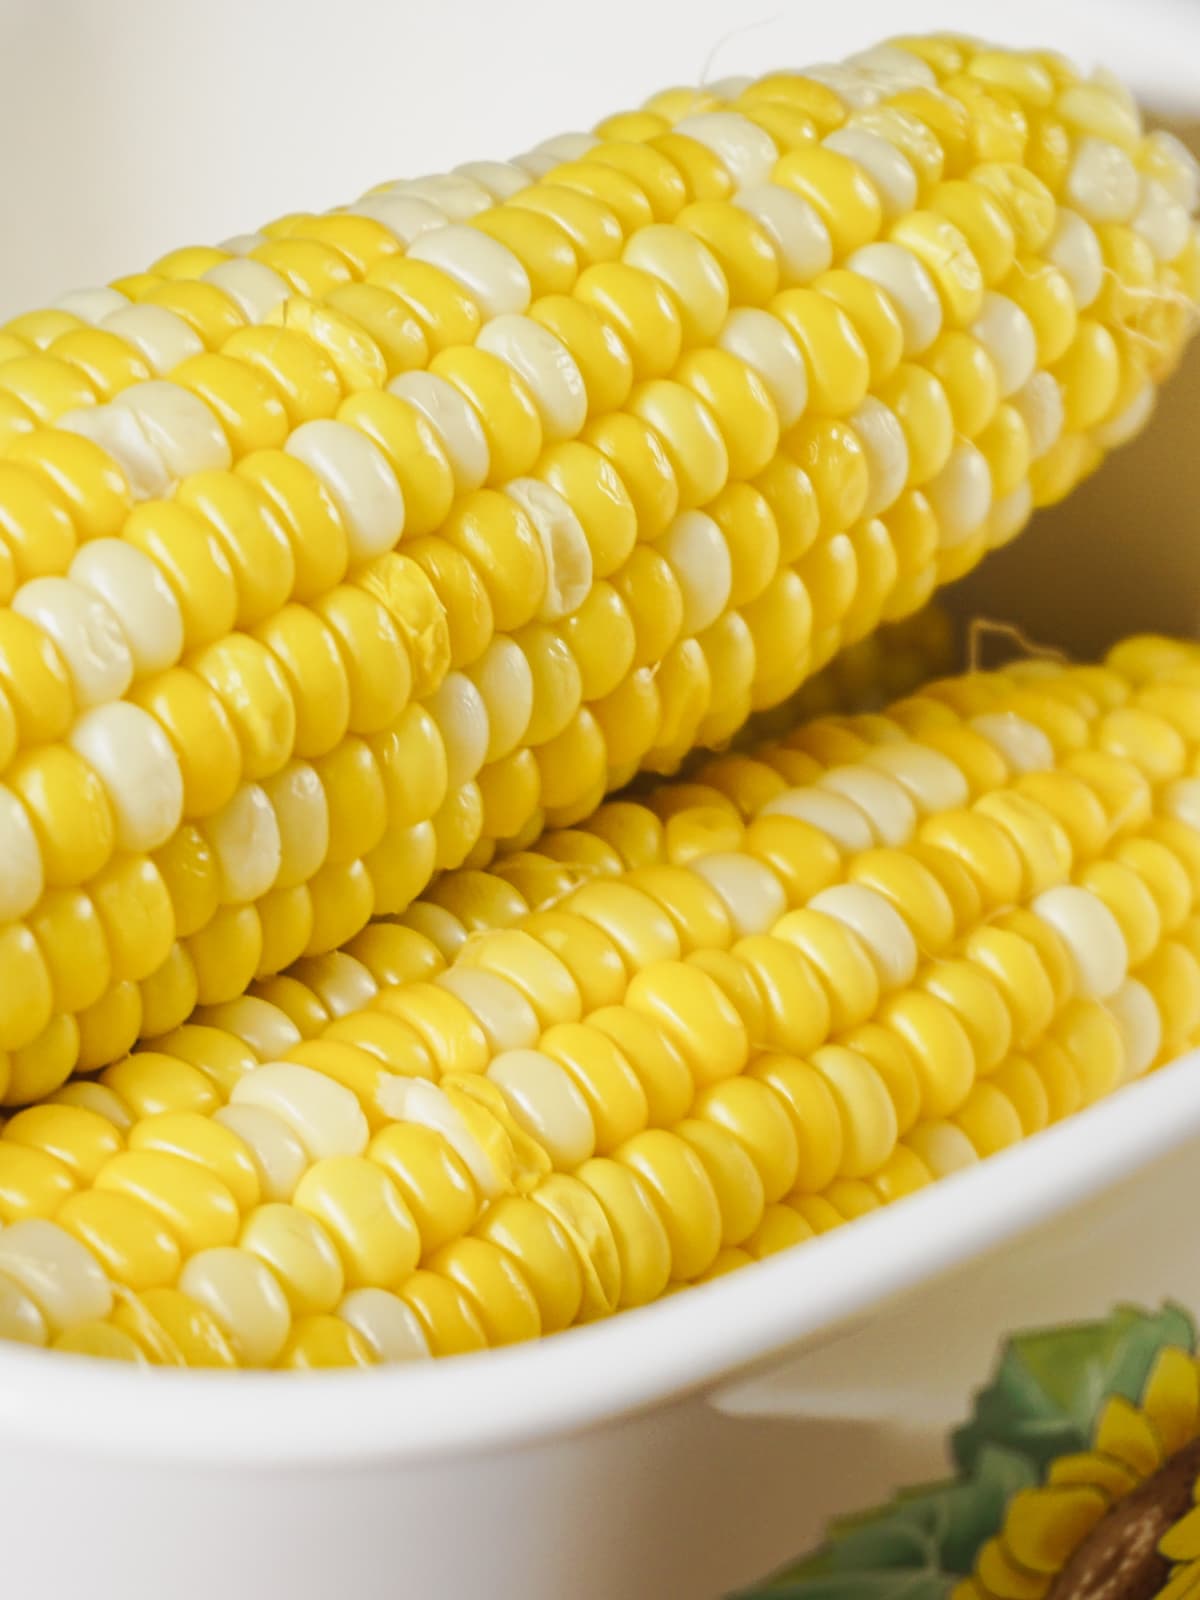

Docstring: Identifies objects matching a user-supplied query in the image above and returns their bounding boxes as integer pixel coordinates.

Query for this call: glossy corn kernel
[6,633,1200,1364]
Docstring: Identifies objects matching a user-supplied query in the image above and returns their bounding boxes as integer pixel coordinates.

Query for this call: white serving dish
[3,1055,1200,1600]
[2,7,1200,1598]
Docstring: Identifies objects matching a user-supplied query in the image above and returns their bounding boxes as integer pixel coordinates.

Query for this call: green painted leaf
[953,1303,1196,1478]
[735,1569,953,1599]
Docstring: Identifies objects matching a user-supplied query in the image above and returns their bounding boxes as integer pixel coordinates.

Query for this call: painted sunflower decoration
[734,1304,1200,1600]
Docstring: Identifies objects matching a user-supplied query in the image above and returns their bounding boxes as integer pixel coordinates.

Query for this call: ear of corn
[1,632,1199,1365]
[0,39,1195,1097]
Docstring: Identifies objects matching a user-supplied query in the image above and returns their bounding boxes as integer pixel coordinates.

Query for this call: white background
[0,0,1198,318]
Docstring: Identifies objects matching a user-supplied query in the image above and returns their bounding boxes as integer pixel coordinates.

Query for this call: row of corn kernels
[0,43,1195,1090]
[0,632,1198,1363]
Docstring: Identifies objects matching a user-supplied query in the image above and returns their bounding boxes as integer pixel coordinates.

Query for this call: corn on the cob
[1,632,1199,1366]
[0,38,1195,1096]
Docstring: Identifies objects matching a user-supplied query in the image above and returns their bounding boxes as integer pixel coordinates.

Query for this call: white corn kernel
[1162,777,1200,833]
[488,1048,596,1168]
[808,883,919,989]
[231,1063,370,1160]
[0,1270,48,1347]
[805,64,884,110]
[761,787,874,852]
[202,783,283,904]
[1132,178,1191,262]
[286,420,405,562]
[69,539,184,678]
[476,316,587,441]
[217,232,269,257]
[179,1246,292,1366]
[717,308,808,427]
[68,700,185,852]
[407,226,531,317]
[824,128,918,218]
[214,1104,308,1201]
[659,510,733,635]
[452,160,531,201]
[0,785,43,922]
[513,134,599,178]
[294,951,378,1018]
[925,442,992,548]
[338,1287,431,1362]
[0,1221,112,1334]
[505,479,593,623]
[1066,137,1140,224]
[348,193,447,245]
[113,381,233,478]
[261,762,331,890]
[674,113,778,187]
[57,404,173,500]
[53,286,130,325]
[51,1082,133,1132]
[201,259,290,323]
[1044,210,1104,309]
[400,903,467,961]
[688,853,788,937]
[861,743,969,814]
[1010,371,1065,460]
[526,132,598,166]
[388,371,489,493]
[1106,977,1162,1082]
[705,73,755,98]
[851,396,909,518]
[846,44,936,88]
[436,967,541,1052]
[970,712,1055,773]
[733,185,833,284]
[818,765,917,847]
[387,173,493,220]
[377,1077,503,1197]
[14,576,133,707]
[847,241,942,354]
[1031,884,1128,999]
[100,304,204,374]
[197,997,303,1061]
[1143,130,1200,211]
[466,637,534,763]
[971,292,1038,397]
[427,672,491,789]
[1091,380,1155,449]
[905,1120,978,1177]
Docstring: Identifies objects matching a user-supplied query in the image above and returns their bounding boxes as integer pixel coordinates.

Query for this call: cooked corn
[0,38,1195,1094]
[2,633,1200,1364]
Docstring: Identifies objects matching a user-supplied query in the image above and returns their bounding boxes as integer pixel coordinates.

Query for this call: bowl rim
[0,1053,1198,1467]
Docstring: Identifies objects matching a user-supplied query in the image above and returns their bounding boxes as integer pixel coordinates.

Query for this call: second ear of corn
[0,37,1196,1097]
[0,632,1199,1366]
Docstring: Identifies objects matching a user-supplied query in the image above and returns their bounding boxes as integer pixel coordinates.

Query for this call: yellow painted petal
[1003,1485,1109,1575]
[1159,1562,1200,1600]
[1143,1346,1200,1459]
[1162,1508,1200,1563]
[977,1534,1052,1598]
[951,1582,989,1600]
[1047,1449,1140,1501]
[1094,1394,1166,1479]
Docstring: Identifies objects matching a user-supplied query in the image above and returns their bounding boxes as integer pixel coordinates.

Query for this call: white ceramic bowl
[3,1056,1200,1599]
